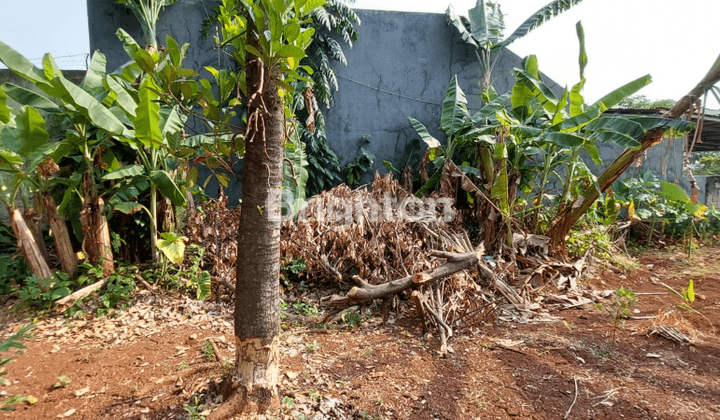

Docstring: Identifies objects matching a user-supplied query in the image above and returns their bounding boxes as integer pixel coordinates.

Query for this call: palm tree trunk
[232,31,282,412]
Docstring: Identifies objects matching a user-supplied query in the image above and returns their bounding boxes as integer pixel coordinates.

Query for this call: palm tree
[447,0,585,91]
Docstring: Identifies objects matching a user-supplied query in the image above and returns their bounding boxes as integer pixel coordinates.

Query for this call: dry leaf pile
[184,189,240,297]
[282,174,444,285]
[183,173,600,352]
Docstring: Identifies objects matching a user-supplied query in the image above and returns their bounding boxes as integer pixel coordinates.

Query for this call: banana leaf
[81,51,108,95]
[440,76,471,136]
[408,117,441,149]
[468,0,504,47]
[133,79,163,148]
[592,74,652,111]
[445,5,478,49]
[149,170,186,206]
[495,0,585,51]
[2,83,59,112]
[569,21,587,117]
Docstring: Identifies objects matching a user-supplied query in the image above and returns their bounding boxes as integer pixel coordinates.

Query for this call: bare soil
[1,245,720,420]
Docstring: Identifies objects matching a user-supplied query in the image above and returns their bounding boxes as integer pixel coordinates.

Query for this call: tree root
[207,380,279,420]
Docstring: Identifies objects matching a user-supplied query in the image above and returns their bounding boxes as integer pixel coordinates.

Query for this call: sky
[0,0,719,106]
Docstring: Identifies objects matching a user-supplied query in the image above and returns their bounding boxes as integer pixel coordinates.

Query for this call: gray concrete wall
[322,10,549,175]
[85,2,708,203]
[706,176,720,208]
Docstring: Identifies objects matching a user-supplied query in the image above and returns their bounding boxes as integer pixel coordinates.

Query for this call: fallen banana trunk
[327,247,484,309]
[55,277,110,309]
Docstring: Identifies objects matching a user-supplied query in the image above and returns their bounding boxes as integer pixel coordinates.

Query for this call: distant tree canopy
[617,95,675,109]
[692,151,720,175]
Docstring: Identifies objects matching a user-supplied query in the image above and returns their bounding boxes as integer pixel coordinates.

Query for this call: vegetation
[0,324,36,412]
[1,1,720,418]
[447,0,586,90]
[691,151,720,176]
[596,287,636,343]
[409,20,693,252]
[617,95,675,109]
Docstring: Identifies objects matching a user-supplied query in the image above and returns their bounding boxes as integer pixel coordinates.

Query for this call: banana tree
[0,101,57,280]
[447,0,585,92]
[116,0,178,50]
[103,31,190,261]
[0,40,191,268]
[0,44,137,275]
[409,75,518,247]
[547,53,720,247]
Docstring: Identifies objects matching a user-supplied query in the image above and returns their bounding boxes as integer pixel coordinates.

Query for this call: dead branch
[327,247,483,309]
[55,277,110,308]
[564,377,579,419]
[214,276,236,293]
[209,339,225,366]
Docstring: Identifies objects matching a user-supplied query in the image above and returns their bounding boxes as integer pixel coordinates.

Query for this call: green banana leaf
[513,66,560,116]
[54,75,132,137]
[408,117,441,149]
[585,116,645,139]
[116,28,157,74]
[81,51,108,95]
[112,201,144,215]
[468,0,504,47]
[549,105,602,132]
[149,170,186,206]
[0,40,54,93]
[1,83,59,111]
[13,106,49,156]
[445,5,478,49]
[133,79,163,148]
[105,75,138,119]
[569,21,587,117]
[590,131,640,148]
[0,86,10,124]
[440,76,471,136]
[623,116,695,134]
[159,106,186,140]
[495,0,585,51]
[542,132,585,148]
[471,92,511,123]
[101,164,146,181]
[112,176,151,202]
[584,142,602,166]
[592,74,652,111]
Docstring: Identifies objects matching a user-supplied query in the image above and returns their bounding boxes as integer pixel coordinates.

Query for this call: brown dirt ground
[1,245,720,420]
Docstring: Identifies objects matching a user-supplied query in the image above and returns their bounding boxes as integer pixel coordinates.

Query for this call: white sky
[1,0,719,106]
